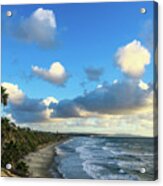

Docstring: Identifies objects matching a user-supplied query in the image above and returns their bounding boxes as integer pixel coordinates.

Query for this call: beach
[1,136,157,180]
[23,140,66,178]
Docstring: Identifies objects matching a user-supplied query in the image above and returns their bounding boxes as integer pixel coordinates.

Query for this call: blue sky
[2,2,154,100]
[1,2,157,136]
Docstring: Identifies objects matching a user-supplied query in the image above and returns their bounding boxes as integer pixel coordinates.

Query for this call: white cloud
[32,8,56,28]
[138,80,149,90]
[26,112,154,137]
[12,8,56,48]
[42,97,59,121]
[32,62,69,86]
[2,82,25,105]
[115,40,150,78]
[2,82,58,123]
[42,96,58,106]
[5,113,16,123]
[113,79,118,84]
[96,84,103,89]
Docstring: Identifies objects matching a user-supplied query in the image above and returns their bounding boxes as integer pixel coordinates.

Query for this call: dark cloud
[50,80,152,118]
[4,81,152,122]
[85,67,103,81]
[50,100,80,118]
[75,81,149,113]
[8,97,48,123]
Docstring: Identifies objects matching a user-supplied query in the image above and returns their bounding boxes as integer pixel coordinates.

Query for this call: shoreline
[23,138,68,178]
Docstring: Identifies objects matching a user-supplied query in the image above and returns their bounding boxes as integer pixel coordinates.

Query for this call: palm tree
[1,117,10,124]
[1,86,9,106]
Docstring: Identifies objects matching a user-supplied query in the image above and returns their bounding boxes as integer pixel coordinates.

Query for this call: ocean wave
[102,146,153,157]
[82,159,139,180]
[82,160,105,179]
[76,146,93,160]
[53,136,155,180]
[55,146,65,156]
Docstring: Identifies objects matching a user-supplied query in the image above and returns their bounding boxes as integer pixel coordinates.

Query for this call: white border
[0,0,156,5]
[1,0,162,186]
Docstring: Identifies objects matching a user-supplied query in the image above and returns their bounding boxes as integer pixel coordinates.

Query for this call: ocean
[52,136,158,180]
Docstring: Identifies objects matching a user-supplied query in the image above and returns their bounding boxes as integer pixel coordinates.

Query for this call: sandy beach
[23,140,65,178]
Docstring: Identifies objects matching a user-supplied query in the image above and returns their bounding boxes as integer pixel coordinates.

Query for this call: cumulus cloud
[9,98,48,123]
[32,62,69,86]
[75,80,152,114]
[2,82,25,105]
[2,81,154,136]
[50,80,153,118]
[85,67,103,81]
[12,8,56,48]
[115,40,150,78]
[50,100,80,118]
[2,82,58,123]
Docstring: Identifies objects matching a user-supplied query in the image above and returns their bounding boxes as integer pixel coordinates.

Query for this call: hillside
[1,117,68,177]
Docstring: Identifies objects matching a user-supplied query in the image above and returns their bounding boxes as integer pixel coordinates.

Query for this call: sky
[1,1,157,137]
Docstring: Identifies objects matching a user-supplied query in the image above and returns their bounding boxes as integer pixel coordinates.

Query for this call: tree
[15,161,29,176]
[1,86,9,106]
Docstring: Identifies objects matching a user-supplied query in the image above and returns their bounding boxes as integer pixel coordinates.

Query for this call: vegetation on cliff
[1,86,67,177]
